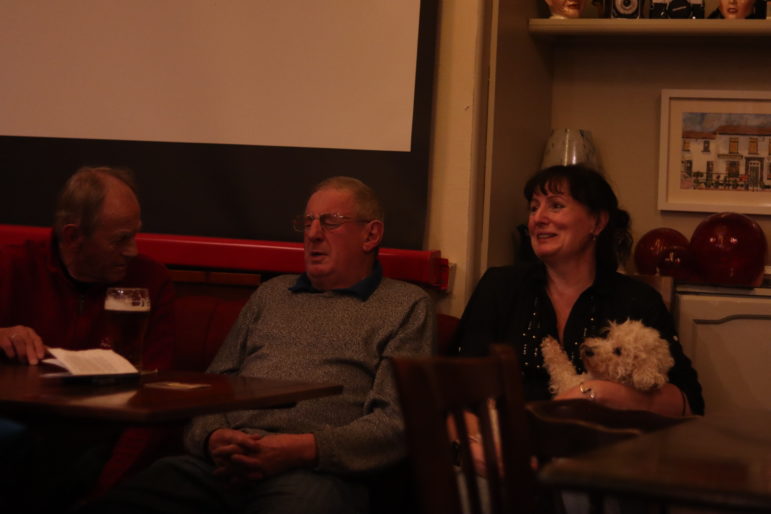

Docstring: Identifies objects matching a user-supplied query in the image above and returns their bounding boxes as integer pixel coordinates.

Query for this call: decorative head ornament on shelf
[541,128,600,171]
[708,0,763,18]
[545,0,587,18]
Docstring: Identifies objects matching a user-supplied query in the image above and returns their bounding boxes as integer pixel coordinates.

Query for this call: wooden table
[539,410,771,511]
[0,363,342,423]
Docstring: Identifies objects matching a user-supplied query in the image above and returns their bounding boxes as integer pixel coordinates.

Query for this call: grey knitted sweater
[183,274,435,475]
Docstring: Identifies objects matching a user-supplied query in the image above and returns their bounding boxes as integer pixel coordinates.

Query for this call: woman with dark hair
[455,165,703,415]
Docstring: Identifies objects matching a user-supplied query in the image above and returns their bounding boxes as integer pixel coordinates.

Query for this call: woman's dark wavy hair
[524,164,632,273]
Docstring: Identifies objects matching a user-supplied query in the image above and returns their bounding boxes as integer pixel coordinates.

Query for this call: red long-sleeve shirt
[0,236,174,370]
[1,235,179,495]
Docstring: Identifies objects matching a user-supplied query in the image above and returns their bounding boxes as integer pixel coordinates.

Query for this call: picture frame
[658,89,771,215]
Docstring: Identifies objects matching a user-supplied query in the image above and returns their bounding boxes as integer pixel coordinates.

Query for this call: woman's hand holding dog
[556,379,690,416]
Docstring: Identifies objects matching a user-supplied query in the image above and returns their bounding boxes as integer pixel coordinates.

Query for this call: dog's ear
[606,319,674,391]
[629,333,674,391]
[629,362,667,391]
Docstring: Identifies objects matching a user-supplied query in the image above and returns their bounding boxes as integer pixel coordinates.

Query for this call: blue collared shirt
[289,260,383,301]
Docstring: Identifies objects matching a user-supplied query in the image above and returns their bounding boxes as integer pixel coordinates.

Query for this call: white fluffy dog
[540,319,674,396]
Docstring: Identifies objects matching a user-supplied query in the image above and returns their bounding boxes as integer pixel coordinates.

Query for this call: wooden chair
[392,344,539,514]
[393,344,691,514]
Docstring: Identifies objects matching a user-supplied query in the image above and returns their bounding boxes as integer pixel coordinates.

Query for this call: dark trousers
[78,454,370,514]
[0,419,119,514]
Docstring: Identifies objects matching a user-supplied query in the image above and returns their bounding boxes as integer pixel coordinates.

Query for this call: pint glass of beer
[103,287,151,370]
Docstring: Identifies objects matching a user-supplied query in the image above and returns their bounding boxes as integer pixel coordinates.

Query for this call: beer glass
[103,287,151,370]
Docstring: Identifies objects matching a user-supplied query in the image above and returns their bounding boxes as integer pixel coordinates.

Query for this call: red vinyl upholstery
[173,295,247,371]
[1,223,457,508]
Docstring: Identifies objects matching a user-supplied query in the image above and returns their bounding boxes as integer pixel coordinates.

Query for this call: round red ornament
[634,228,689,274]
[689,212,767,287]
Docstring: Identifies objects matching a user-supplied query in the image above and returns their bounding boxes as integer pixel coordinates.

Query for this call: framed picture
[658,89,771,215]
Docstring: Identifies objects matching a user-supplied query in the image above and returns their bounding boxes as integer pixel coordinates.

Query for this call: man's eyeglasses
[292,213,371,232]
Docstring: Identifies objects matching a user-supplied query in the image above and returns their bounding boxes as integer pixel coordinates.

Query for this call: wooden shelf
[529,18,771,38]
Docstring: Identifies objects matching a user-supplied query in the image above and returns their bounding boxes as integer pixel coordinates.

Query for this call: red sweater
[1,236,179,495]
[0,236,174,370]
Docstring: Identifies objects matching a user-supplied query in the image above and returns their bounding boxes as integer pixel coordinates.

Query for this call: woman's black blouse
[454,262,704,415]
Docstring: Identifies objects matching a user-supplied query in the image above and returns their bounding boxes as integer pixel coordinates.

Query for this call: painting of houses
[680,112,771,192]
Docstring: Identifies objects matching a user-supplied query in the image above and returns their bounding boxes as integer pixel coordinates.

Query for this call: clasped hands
[208,428,317,485]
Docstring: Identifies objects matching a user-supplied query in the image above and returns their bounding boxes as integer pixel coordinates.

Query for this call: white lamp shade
[541,128,599,170]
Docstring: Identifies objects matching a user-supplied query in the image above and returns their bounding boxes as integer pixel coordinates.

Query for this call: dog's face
[580,320,674,391]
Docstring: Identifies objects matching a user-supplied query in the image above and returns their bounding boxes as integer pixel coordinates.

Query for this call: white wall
[426,0,490,315]
[427,0,554,315]
[550,39,771,267]
[0,0,419,152]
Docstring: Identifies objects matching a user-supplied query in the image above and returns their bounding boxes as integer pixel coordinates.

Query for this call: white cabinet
[676,283,771,414]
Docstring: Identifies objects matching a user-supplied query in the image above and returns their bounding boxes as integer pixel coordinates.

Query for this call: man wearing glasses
[82,176,435,514]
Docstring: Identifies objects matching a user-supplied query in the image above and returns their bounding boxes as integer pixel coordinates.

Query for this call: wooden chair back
[392,345,538,514]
